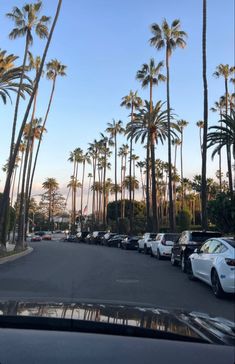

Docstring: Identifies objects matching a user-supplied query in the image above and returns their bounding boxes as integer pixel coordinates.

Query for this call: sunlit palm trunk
[166,46,175,231]
[201,0,208,230]
[114,133,118,230]
[122,154,127,218]
[224,79,233,197]
[120,156,124,218]
[102,150,107,226]
[10,167,17,208]
[80,161,86,229]
[180,129,184,210]
[129,104,134,233]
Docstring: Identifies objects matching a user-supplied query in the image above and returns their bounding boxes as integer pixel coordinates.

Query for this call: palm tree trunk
[180,129,184,210]
[201,0,208,230]
[224,78,233,197]
[166,46,175,231]
[10,167,17,208]
[150,133,158,231]
[80,161,86,229]
[129,104,134,233]
[122,155,127,218]
[114,133,118,230]
[218,110,222,192]
[103,150,107,226]
[146,143,150,230]
[0,0,63,248]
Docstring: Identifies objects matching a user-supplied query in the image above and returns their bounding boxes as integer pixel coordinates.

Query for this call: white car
[138,233,158,254]
[188,237,235,297]
[150,233,180,259]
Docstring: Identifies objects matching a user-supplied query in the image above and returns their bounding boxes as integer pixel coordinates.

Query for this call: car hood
[0,301,234,345]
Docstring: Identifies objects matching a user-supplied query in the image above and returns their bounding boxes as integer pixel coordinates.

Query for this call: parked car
[91,231,107,244]
[171,231,222,272]
[121,236,140,250]
[64,234,78,242]
[150,233,181,259]
[84,233,92,244]
[31,235,42,242]
[138,233,158,254]
[34,231,46,237]
[101,232,117,246]
[188,237,235,297]
[77,231,90,242]
[42,232,52,241]
[108,235,127,247]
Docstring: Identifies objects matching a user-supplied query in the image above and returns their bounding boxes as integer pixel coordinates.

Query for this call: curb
[0,247,33,265]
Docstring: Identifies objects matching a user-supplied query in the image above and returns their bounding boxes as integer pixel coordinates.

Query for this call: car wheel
[181,254,186,273]
[187,261,196,281]
[156,249,162,260]
[144,245,148,255]
[211,269,224,298]
[171,252,178,266]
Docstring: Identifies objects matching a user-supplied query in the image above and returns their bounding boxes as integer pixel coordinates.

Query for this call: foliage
[208,193,235,234]
[107,200,146,221]
[176,209,192,231]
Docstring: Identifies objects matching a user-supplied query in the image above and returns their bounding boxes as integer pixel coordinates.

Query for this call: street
[0,238,234,321]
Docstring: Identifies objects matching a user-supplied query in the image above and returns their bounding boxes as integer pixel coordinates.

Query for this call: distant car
[138,233,158,254]
[188,238,235,297]
[84,233,92,244]
[42,232,52,241]
[121,236,139,250]
[77,231,90,242]
[101,232,117,246]
[92,231,107,245]
[34,231,46,237]
[65,234,78,242]
[108,235,127,248]
[150,233,181,259]
[171,231,222,272]
[31,235,42,242]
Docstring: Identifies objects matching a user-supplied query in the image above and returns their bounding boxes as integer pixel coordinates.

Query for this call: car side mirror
[194,248,200,254]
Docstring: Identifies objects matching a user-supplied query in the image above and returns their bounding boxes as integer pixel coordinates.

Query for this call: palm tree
[121,90,142,232]
[42,177,59,228]
[118,144,129,218]
[88,139,100,221]
[201,0,208,230]
[177,119,188,209]
[207,110,235,198]
[6,1,50,162]
[0,0,63,251]
[67,176,82,228]
[213,64,235,194]
[150,19,187,231]
[80,152,91,224]
[196,120,204,156]
[29,59,67,203]
[136,161,146,200]
[0,49,32,104]
[86,173,93,212]
[127,100,178,231]
[106,120,124,229]
[136,59,166,231]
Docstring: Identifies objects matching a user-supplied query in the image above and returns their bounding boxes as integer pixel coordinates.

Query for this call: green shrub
[208,193,235,234]
[177,209,192,231]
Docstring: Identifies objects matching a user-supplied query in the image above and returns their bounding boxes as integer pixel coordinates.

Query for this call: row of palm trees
[0,0,64,251]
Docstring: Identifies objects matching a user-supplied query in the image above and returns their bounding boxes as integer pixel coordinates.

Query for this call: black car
[77,231,90,242]
[171,231,222,272]
[108,235,128,247]
[0,301,234,364]
[121,236,140,250]
[92,231,107,245]
[64,234,78,242]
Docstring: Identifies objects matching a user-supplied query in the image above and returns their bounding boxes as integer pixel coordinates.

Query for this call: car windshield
[0,0,234,342]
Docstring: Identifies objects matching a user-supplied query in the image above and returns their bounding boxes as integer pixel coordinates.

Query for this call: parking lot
[0,237,234,321]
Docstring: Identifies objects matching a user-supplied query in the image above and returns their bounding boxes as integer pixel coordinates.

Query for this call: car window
[156,234,162,241]
[208,240,227,254]
[164,234,180,242]
[191,232,221,243]
[200,241,210,253]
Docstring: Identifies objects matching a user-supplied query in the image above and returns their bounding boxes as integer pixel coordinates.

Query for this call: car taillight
[162,238,166,246]
[225,258,235,266]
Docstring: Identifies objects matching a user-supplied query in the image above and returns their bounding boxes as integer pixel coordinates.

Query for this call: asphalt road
[0,237,234,321]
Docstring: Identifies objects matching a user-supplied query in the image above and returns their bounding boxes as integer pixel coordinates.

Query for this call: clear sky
[0,0,234,203]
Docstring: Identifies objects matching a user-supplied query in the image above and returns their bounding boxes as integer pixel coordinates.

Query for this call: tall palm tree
[0,0,63,251]
[201,0,208,230]
[42,177,59,228]
[29,59,67,203]
[0,49,32,104]
[106,121,124,228]
[213,64,235,194]
[86,172,93,212]
[177,119,188,209]
[118,144,129,218]
[207,110,235,199]
[196,120,204,156]
[136,59,166,231]
[136,161,146,200]
[150,19,187,231]
[6,1,50,162]
[67,176,82,228]
[80,152,91,223]
[121,90,142,232]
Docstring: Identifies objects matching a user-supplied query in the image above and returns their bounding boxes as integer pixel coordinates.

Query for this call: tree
[80,152,91,224]
[0,49,32,105]
[213,64,235,194]
[136,161,146,200]
[136,59,166,231]
[207,110,235,199]
[106,120,124,230]
[150,19,187,231]
[0,0,63,250]
[118,144,129,218]
[121,90,142,232]
[42,177,59,229]
[177,119,189,209]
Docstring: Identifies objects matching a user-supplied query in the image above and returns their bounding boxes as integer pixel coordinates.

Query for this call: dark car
[101,232,117,246]
[171,231,222,272]
[0,301,234,364]
[77,231,90,242]
[92,231,107,245]
[108,235,128,247]
[64,234,78,242]
[34,231,46,237]
[121,236,140,250]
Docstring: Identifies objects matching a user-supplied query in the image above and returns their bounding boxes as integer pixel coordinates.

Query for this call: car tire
[187,261,196,281]
[144,245,148,255]
[181,254,187,273]
[211,269,224,298]
[171,252,178,266]
[156,249,162,260]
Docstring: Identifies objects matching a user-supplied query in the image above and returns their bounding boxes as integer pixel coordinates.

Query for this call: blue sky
[0,0,234,199]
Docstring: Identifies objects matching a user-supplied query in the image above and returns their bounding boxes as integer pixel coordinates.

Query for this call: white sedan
[150,233,180,259]
[188,237,235,297]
